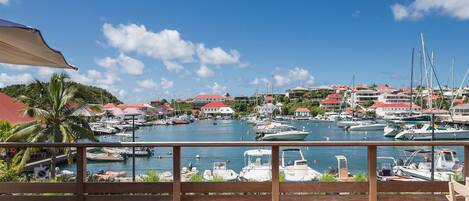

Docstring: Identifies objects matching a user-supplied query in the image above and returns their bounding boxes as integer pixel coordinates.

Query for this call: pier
[1,141,468,201]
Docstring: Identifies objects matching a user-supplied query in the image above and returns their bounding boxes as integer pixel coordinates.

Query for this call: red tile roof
[117,103,147,109]
[295,107,310,112]
[194,94,225,99]
[320,99,340,104]
[355,84,369,89]
[103,103,117,109]
[326,93,342,99]
[0,92,35,124]
[201,102,226,108]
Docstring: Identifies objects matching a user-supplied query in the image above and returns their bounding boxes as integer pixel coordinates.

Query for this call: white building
[201,102,234,117]
[353,89,379,104]
[371,102,421,118]
[294,107,311,119]
[377,93,411,104]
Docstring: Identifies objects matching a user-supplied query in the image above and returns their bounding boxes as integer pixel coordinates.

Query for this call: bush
[143,170,160,182]
[211,175,224,182]
[280,172,285,182]
[0,160,20,182]
[353,172,367,182]
[320,173,336,182]
[190,174,204,182]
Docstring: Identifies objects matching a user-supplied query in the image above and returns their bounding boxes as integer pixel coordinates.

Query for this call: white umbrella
[0,18,76,69]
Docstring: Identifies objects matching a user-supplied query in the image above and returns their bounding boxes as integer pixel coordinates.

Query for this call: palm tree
[6,72,97,177]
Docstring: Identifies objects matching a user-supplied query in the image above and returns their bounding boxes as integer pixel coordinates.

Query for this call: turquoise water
[62,120,464,175]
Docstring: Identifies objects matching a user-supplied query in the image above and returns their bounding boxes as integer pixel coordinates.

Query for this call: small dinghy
[86,152,125,162]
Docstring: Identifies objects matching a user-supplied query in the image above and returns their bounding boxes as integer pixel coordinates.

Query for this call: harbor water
[61,120,464,175]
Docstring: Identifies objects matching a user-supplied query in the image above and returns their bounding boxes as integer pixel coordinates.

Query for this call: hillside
[0,82,122,105]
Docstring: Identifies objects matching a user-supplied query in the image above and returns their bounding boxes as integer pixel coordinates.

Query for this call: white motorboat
[102,147,152,156]
[280,149,321,181]
[255,122,295,134]
[377,157,423,181]
[86,152,125,162]
[239,149,272,182]
[394,124,469,140]
[347,123,386,131]
[159,165,199,182]
[310,115,333,123]
[203,162,238,181]
[397,149,462,181]
[336,120,360,128]
[260,130,309,141]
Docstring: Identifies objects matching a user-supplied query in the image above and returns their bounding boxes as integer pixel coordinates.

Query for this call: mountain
[0,82,122,105]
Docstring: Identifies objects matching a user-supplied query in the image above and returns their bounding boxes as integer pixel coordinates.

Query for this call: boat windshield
[443,152,454,162]
[248,155,271,166]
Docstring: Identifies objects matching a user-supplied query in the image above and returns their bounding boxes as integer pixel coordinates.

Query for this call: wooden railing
[1,141,469,201]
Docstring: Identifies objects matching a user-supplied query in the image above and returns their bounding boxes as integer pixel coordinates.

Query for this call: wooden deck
[1,141,469,201]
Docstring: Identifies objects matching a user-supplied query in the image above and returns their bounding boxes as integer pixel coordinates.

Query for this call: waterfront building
[0,92,35,124]
[375,84,398,94]
[294,107,311,119]
[326,93,343,102]
[193,94,226,106]
[352,89,379,104]
[201,102,234,117]
[320,99,340,110]
[377,93,412,104]
[370,102,421,118]
[286,87,309,99]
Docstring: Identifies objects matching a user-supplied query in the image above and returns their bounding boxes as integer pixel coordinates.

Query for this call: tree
[6,73,98,177]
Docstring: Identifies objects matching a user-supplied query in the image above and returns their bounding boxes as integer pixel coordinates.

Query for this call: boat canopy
[244,149,271,157]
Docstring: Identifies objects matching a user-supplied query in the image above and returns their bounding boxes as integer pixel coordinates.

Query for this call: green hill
[1,82,122,105]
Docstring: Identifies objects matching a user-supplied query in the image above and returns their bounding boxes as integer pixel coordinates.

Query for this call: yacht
[280,149,321,181]
[260,129,309,141]
[397,149,462,181]
[203,162,238,181]
[255,122,295,134]
[102,147,152,156]
[394,124,469,140]
[239,149,272,182]
[377,157,422,181]
[86,152,125,162]
[347,122,386,131]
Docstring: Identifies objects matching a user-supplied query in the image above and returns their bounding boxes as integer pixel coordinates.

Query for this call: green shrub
[353,172,367,182]
[190,174,204,182]
[143,170,159,182]
[279,172,285,182]
[320,173,336,182]
[211,175,224,182]
[453,172,464,182]
[0,160,20,182]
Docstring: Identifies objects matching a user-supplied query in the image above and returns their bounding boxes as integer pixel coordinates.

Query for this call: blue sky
[1,0,469,103]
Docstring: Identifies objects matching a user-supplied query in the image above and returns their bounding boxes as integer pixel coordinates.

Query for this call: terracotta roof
[201,102,226,108]
[194,94,225,99]
[321,99,340,104]
[326,93,342,99]
[355,84,369,89]
[103,103,117,109]
[423,109,449,114]
[295,107,310,112]
[370,102,420,109]
[117,103,148,109]
[376,85,396,91]
[0,92,35,124]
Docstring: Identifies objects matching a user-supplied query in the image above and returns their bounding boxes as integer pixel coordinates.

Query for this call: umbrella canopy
[0,18,76,69]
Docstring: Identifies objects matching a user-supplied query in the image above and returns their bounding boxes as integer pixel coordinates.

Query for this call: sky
[1,0,469,103]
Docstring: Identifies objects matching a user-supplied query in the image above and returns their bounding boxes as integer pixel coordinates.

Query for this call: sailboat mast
[430,51,434,112]
[410,48,414,114]
[420,33,430,111]
[451,58,455,98]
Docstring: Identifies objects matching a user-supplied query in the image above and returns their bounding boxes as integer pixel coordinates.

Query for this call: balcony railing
[1,141,468,201]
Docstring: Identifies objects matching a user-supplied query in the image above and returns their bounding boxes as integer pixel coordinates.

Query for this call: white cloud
[159,78,174,90]
[196,44,240,65]
[102,23,246,76]
[163,61,185,72]
[273,67,315,87]
[0,73,33,87]
[196,65,215,78]
[391,0,469,21]
[249,77,270,86]
[96,53,145,75]
[103,23,195,62]
[66,70,93,85]
[1,64,31,70]
[87,69,102,79]
[136,78,173,90]
[96,72,120,85]
[137,79,158,89]
[209,82,227,94]
[37,68,57,79]
[0,0,9,5]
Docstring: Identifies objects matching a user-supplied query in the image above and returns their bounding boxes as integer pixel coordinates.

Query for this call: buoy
[195,154,200,159]
[167,152,172,156]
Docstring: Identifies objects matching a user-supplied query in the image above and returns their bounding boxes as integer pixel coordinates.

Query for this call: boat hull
[395,130,469,140]
[348,124,386,131]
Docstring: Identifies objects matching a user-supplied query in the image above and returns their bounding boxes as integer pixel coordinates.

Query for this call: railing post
[271,145,279,201]
[368,145,377,201]
[173,146,181,201]
[76,147,86,201]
